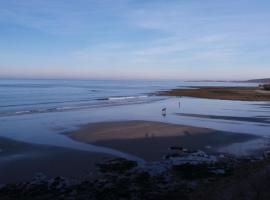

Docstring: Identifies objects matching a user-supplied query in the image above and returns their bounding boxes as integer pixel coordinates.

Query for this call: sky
[0,0,270,80]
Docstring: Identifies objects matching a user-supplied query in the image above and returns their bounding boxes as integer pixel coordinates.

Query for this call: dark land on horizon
[158,86,270,101]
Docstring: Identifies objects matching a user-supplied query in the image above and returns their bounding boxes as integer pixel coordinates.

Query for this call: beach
[0,80,270,197]
[2,121,270,199]
[0,120,264,185]
[67,120,260,161]
[1,80,270,199]
[0,137,111,185]
[2,0,270,197]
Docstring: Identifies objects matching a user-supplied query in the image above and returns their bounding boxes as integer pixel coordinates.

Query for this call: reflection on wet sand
[67,120,264,161]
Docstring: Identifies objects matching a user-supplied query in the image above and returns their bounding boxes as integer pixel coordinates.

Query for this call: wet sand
[158,86,270,101]
[68,121,259,161]
[175,113,270,124]
[0,137,111,185]
[1,121,265,184]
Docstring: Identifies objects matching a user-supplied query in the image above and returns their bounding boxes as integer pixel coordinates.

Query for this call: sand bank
[158,86,270,101]
[68,121,259,161]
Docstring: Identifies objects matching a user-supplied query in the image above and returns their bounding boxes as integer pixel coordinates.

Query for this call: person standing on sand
[162,107,166,117]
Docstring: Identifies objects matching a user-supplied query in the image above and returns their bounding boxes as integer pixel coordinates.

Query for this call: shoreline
[157,86,270,101]
[66,120,265,161]
[2,120,270,199]
[1,119,269,185]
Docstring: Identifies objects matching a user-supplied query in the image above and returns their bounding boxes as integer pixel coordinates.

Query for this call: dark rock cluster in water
[262,84,270,90]
[1,148,270,200]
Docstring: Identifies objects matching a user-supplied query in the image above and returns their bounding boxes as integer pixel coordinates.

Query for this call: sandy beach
[0,137,111,185]
[158,86,270,101]
[67,120,259,161]
[2,122,270,199]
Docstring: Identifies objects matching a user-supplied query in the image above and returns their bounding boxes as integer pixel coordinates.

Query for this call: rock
[97,158,138,173]
[172,164,208,179]
[212,169,226,175]
[219,154,225,158]
[264,150,270,158]
[164,153,181,160]
[169,150,217,166]
[48,176,68,191]
[31,173,48,184]
[169,146,184,151]
[1,149,262,199]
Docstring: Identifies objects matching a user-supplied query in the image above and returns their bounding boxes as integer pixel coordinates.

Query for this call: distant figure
[162,107,167,117]
[178,96,181,109]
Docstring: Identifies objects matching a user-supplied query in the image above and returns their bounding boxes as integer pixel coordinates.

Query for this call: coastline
[2,120,267,185]
[66,120,263,161]
[157,86,270,101]
[1,81,270,199]
[1,110,270,199]
[2,124,270,199]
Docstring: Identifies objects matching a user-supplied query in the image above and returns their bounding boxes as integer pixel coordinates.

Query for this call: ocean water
[0,79,269,160]
[0,79,256,117]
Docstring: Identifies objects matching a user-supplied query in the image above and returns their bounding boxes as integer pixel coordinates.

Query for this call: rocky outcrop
[1,148,270,200]
[263,84,270,91]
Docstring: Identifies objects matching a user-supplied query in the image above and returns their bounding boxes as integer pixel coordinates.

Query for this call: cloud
[72,32,237,69]
[0,0,131,34]
[0,0,270,79]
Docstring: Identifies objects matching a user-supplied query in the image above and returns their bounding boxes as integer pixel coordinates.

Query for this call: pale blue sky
[0,0,270,80]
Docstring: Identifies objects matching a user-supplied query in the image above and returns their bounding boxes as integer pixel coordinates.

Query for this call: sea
[0,79,257,117]
[0,79,270,160]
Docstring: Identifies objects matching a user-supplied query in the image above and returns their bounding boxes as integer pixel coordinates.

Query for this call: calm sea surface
[0,79,269,160]
[0,79,255,117]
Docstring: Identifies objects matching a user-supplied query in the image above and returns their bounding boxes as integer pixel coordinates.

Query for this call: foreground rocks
[1,149,270,200]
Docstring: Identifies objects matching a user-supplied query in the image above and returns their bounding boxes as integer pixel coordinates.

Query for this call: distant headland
[244,78,270,83]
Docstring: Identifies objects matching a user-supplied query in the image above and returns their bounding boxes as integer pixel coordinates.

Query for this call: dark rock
[97,158,138,173]
[169,146,184,151]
